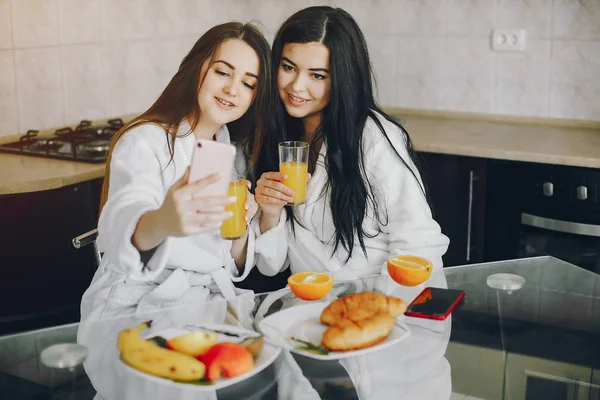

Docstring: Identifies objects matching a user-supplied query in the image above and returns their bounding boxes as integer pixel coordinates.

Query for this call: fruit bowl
[116,324,281,392]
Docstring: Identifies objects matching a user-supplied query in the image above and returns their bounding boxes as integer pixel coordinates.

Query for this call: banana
[117,321,206,382]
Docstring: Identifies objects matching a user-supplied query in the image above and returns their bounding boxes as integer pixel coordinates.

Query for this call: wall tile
[103,41,157,117]
[498,0,553,39]
[14,48,64,131]
[11,0,59,48]
[102,0,148,41]
[396,36,445,109]
[142,0,187,38]
[495,40,551,117]
[445,0,497,37]
[180,0,251,36]
[143,37,190,103]
[553,0,600,41]
[317,0,399,35]
[368,35,397,106]
[396,0,447,36]
[0,50,18,137]
[443,37,495,113]
[244,0,309,39]
[0,1,12,49]
[61,44,105,124]
[58,0,102,44]
[550,40,600,120]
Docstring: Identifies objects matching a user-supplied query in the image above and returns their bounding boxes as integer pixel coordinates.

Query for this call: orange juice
[280,161,308,205]
[220,180,247,240]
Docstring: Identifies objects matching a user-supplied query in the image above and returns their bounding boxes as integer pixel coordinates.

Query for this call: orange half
[288,272,334,301]
[387,255,432,286]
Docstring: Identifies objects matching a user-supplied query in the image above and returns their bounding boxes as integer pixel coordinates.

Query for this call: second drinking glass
[278,141,309,206]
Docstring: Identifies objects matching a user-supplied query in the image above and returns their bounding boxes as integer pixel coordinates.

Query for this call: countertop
[2,109,600,195]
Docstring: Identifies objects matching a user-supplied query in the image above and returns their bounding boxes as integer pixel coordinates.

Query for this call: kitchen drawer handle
[521,213,600,238]
[72,228,99,249]
[466,170,474,262]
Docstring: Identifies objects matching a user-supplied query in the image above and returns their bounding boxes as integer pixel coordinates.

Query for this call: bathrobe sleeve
[97,124,173,281]
[365,116,450,271]
[250,209,290,276]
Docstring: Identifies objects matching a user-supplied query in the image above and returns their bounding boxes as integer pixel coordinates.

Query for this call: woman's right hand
[255,172,294,233]
[159,168,236,237]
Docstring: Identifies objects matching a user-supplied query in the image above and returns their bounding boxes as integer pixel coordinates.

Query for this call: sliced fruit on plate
[239,335,264,358]
[166,331,218,357]
[117,321,206,382]
[288,272,334,300]
[198,342,254,381]
[387,255,432,286]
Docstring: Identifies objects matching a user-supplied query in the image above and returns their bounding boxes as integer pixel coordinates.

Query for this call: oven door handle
[521,213,600,238]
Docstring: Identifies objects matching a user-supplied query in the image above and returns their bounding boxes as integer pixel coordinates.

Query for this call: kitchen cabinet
[505,353,594,400]
[416,152,488,267]
[0,178,103,335]
[592,369,600,400]
[445,342,505,400]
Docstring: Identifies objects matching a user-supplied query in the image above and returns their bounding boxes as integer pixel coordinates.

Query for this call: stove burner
[76,140,110,157]
[0,119,124,163]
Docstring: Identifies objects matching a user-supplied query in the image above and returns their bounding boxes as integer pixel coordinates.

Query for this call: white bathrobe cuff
[224,226,256,282]
[251,209,288,276]
[99,201,171,282]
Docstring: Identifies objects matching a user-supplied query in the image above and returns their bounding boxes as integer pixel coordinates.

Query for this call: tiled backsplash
[0,0,599,138]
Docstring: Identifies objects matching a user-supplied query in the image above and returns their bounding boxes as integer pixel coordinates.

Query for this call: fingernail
[245,203,249,210]
[228,196,237,203]
[226,211,234,218]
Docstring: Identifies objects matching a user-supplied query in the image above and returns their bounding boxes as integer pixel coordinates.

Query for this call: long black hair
[253,6,426,262]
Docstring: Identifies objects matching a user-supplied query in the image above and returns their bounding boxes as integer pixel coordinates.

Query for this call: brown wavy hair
[99,22,272,213]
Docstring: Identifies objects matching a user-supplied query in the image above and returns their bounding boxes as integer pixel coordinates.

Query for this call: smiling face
[197,39,260,129]
[277,42,331,134]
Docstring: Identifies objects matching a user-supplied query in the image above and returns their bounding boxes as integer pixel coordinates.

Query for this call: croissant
[321,313,395,351]
[320,292,407,326]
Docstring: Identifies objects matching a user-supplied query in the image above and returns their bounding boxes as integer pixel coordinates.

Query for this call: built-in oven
[485,161,600,275]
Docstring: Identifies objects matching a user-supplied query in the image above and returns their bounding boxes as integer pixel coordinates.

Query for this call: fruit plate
[258,302,411,361]
[116,324,281,391]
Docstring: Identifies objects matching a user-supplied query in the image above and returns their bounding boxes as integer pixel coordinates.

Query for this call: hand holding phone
[405,287,465,321]
[188,139,237,197]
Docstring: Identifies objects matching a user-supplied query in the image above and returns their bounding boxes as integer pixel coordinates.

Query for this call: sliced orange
[288,272,334,301]
[387,255,432,286]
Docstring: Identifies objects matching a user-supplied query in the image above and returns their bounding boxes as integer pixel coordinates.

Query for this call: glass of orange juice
[278,141,309,205]
[220,178,247,240]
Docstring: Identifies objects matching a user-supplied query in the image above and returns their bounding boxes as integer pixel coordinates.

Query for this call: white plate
[117,324,281,391]
[258,302,411,360]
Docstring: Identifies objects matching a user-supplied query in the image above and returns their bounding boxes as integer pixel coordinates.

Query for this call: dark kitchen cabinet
[0,178,103,335]
[416,152,488,267]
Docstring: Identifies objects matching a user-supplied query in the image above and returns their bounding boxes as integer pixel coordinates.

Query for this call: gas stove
[0,119,124,163]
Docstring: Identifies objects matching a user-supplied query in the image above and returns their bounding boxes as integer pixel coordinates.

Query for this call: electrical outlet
[491,29,526,52]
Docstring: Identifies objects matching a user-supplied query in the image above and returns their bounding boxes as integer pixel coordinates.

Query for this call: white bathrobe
[252,111,452,400]
[78,121,258,400]
[254,110,450,280]
[80,120,257,321]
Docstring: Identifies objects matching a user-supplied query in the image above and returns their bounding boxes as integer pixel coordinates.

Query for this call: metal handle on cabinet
[72,228,99,249]
[466,170,474,262]
[521,213,600,237]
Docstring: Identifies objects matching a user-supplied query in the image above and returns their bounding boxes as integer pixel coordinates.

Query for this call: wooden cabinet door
[417,152,487,266]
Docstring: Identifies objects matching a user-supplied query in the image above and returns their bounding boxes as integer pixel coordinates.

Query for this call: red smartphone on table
[187,139,237,196]
[405,287,465,320]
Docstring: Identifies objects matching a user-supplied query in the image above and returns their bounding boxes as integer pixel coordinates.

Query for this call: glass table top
[1,256,599,400]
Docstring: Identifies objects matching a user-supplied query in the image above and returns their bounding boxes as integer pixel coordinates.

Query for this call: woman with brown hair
[79,21,273,322]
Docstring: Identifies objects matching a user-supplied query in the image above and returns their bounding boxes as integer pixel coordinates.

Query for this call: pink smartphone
[187,139,237,197]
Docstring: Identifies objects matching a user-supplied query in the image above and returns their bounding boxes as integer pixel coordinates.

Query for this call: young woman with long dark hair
[252,6,449,281]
